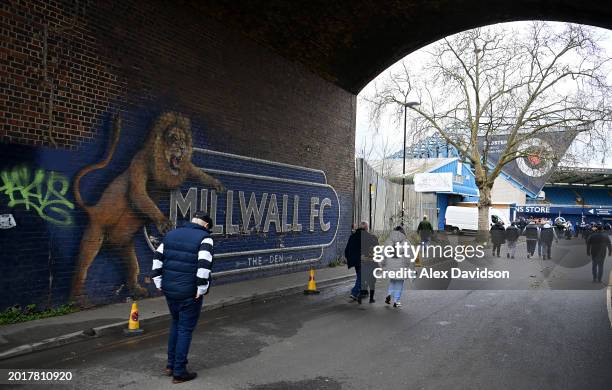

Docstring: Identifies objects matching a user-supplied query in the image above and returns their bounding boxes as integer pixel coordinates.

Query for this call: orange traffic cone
[124,302,144,335]
[304,268,320,295]
[415,255,423,267]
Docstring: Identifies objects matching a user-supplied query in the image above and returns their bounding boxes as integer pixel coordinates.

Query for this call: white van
[444,206,511,232]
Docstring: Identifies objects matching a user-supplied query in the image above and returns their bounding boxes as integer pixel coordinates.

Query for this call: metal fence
[354,158,438,235]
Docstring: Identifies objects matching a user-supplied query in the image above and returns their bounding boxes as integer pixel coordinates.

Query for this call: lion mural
[71,112,224,303]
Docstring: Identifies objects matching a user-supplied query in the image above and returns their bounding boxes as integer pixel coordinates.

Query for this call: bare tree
[364,22,612,231]
[355,133,376,160]
[356,125,402,177]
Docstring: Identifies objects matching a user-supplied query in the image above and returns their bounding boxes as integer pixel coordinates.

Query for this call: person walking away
[583,223,595,242]
[587,224,612,283]
[516,217,527,232]
[345,222,366,301]
[505,222,520,259]
[417,215,434,247]
[490,221,506,257]
[539,223,558,260]
[579,221,588,239]
[565,221,573,240]
[151,211,214,384]
[524,221,539,259]
[536,220,547,258]
[358,222,379,304]
[382,226,412,308]
[553,218,565,239]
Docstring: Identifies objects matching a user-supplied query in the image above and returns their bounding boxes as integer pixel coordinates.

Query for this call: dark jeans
[492,243,502,257]
[360,261,377,291]
[526,240,537,256]
[351,266,361,297]
[166,296,203,376]
[591,258,605,282]
[541,240,553,259]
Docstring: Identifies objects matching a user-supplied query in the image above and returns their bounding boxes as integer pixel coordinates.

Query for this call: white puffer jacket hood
[382,229,413,277]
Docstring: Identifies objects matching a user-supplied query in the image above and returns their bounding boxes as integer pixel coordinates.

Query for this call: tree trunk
[477,184,492,243]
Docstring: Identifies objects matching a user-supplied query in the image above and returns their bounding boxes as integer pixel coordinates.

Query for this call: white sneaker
[393,302,402,308]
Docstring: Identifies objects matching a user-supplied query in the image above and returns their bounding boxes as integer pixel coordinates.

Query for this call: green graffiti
[0,166,75,225]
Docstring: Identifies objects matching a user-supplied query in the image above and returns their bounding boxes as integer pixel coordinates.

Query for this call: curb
[0,273,353,361]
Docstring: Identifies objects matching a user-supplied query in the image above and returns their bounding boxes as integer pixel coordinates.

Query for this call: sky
[355,21,612,169]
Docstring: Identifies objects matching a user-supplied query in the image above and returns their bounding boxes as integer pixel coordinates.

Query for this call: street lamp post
[401,101,420,225]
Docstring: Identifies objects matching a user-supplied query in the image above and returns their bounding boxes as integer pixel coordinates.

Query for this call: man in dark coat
[357,222,380,304]
[505,222,520,259]
[417,215,434,246]
[490,221,506,257]
[344,222,378,301]
[524,221,539,258]
[516,217,528,232]
[587,224,612,283]
[539,223,558,260]
[345,222,372,300]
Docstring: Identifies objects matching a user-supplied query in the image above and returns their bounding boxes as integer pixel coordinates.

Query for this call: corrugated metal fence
[354,158,438,234]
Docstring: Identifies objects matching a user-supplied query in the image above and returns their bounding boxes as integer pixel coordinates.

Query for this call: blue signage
[586,208,611,216]
[145,148,340,275]
[515,205,611,216]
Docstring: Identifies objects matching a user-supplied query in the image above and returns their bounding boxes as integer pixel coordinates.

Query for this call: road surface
[2,282,611,389]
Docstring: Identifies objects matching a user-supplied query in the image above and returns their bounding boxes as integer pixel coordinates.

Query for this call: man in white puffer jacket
[383,226,413,308]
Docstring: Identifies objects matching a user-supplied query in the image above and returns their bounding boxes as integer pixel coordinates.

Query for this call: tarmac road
[2,236,611,389]
[1,277,611,389]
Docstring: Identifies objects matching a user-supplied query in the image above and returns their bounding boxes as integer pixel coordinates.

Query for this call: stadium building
[381,133,612,230]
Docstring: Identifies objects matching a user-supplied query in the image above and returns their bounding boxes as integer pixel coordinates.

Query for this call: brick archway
[199,0,612,93]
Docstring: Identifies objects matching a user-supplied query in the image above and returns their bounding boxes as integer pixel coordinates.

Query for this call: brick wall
[0,0,356,309]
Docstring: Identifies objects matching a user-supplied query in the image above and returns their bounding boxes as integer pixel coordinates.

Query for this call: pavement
[0,265,354,361]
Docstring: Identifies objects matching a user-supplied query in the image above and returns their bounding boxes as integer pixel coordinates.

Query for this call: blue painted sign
[586,208,611,216]
[145,148,340,274]
[515,205,611,216]
[0,111,346,309]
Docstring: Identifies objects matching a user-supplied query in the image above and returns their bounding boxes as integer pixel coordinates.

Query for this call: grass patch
[0,303,79,325]
[328,257,347,268]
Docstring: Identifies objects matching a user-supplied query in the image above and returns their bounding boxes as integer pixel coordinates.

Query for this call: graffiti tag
[0,166,74,225]
[0,214,16,229]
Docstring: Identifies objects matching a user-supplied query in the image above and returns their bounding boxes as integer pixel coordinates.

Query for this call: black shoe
[369,298,376,303]
[507,253,510,258]
[369,290,375,303]
[172,371,197,384]
[357,295,362,304]
[385,295,391,305]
